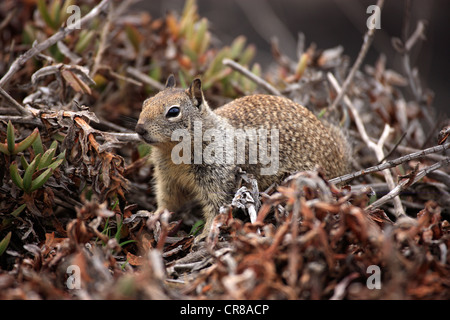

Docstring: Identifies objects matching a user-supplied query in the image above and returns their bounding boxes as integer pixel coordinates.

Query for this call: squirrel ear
[188,78,204,108]
[165,74,176,88]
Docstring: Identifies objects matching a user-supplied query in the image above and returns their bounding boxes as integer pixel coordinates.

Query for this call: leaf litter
[0,0,449,300]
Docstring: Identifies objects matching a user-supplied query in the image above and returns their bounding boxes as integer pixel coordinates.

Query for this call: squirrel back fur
[136,75,351,239]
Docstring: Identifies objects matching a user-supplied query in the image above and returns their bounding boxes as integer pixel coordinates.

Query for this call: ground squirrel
[136,75,351,239]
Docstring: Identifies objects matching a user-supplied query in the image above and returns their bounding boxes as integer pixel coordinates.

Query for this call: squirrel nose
[135,123,146,136]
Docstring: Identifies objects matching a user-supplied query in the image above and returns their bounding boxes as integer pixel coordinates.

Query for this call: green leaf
[177,70,187,89]
[15,128,39,154]
[59,0,73,25]
[138,144,151,158]
[0,143,9,155]
[11,204,27,217]
[229,36,246,60]
[369,193,378,205]
[37,0,56,30]
[0,232,12,256]
[7,120,15,155]
[75,30,95,54]
[190,219,204,236]
[52,132,65,142]
[318,108,327,119]
[193,18,208,55]
[20,155,30,170]
[9,162,23,190]
[23,154,41,193]
[119,239,137,247]
[38,148,56,170]
[115,216,123,242]
[50,0,62,27]
[32,132,44,155]
[125,24,142,53]
[56,149,66,160]
[30,168,53,192]
[239,44,256,66]
[47,158,63,170]
[49,140,58,150]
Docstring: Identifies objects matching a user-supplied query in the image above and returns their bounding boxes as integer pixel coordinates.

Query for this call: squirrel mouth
[137,133,158,145]
[136,123,158,144]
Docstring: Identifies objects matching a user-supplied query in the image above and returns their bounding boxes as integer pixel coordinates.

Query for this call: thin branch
[383,139,447,162]
[329,142,450,185]
[378,130,407,164]
[100,65,142,87]
[0,0,110,88]
[427,170,450,190]
[222,58,282,96]
[126,66,165,91]
[405,20,426,52]
[328,0,385,113]
[91,2,113,77]
[0,115,42,127]
[101,132,141,143]
[366,157,450,210]
[0,86,32,116]
[328,72,405,217]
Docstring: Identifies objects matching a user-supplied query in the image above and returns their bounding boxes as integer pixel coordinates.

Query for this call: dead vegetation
[0,0,449,300]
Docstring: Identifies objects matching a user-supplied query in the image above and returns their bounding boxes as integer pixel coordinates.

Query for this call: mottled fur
[136,76,351,239]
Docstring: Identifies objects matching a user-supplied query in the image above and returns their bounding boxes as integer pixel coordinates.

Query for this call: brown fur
[136,76,351,239]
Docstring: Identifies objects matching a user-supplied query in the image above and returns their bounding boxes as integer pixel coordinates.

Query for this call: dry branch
[367,157,450,210]
[329,142,450,185]
[328,72,405,217]
[222,58,282,96]
[0,0,110,88]
[126,66,165,91]
[0,86,32,115]
[327,0,385,113]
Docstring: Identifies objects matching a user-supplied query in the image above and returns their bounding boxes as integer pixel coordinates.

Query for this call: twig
[366,157,450,210]
[0,8,16,32]
[0,86,32,115]
[98,65,142,87]
[0,0,110,88]
[383,139,447,162]
[222,58,282,96]
[392,4,432,129]
[328,72,405,217]
[0,115,42,127]
[427,170,450,190]
[329,142,450,185]
[328,0,385,113]
[101,132,141,143]
[93,116,135,133]
[404,20,426,52]
[91,2,113,77]
[378,130,407,164]
[126,66,165,91]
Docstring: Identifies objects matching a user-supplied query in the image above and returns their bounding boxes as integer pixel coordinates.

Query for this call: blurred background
[138,0,449,117]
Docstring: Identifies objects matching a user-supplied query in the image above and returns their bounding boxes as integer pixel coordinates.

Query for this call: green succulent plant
[1,121,65,194]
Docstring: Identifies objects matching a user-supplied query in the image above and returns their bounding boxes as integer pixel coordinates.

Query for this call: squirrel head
[136,75,210,146]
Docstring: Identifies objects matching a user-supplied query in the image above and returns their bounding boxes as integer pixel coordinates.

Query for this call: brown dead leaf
[126,252,144,266]
[61,69,92,94]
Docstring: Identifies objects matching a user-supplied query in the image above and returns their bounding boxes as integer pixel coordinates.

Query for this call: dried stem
[91,1,113,77]
[367,157,450,210]
[328,0,385,113]
[328,72,405,217]
[0,0,110,88]
[0,86,32,115]
[330,142,450,185]
[222,58,282,96]
[126,66,165,91]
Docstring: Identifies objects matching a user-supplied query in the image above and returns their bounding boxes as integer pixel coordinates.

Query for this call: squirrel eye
[166,106,180,118]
